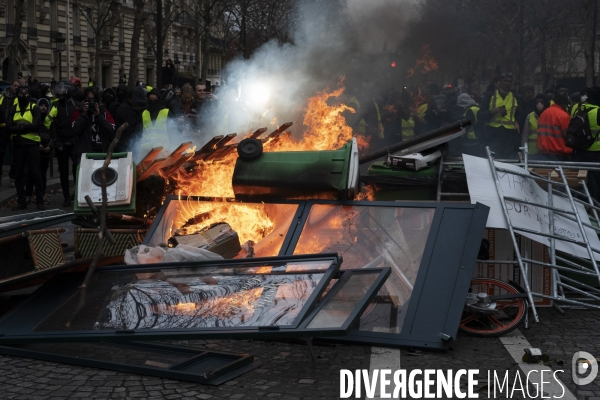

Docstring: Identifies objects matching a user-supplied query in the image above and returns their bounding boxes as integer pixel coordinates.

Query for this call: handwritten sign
[463,154,600,261]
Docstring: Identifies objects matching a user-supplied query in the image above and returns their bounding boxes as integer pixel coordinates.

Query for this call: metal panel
[285,200,490,349]
[0,341,254,385]
[0,254,388,344]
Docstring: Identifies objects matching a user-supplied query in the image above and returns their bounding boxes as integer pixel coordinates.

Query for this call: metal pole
[582,180,600,223]
[66,0,71,78]
[485,146,539,322]
[156,0,163,88]
[556,166,600,285]
[436,154,444,202]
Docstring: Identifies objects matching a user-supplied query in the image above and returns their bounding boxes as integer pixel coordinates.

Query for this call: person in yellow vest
[570,89,589,117]
[520,94,546,158]
[141,88,173,154]
[6,86,45,211]
[346,81,384,147]
[572,86,600,201]
[455,93,480,156]
[479,73,522,159]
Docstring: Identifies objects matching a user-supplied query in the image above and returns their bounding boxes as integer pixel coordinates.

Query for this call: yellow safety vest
[0,96,18,107]
[12,102,40,143]
[463,106,479,140]
[526,111,539,155]
[585,105,600,151]
[487,90,517,129]
[347,96,382,137]
[142,108,169,138]
[417,103,428,118]
[402,117,415,140]
[571,102,586,117]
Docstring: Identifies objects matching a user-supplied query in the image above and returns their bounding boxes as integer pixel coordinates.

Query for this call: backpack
[565,107,597,150]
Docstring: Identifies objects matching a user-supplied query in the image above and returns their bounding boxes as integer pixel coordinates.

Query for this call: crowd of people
[346,73,600,200]
[2,66,600,211]
[0,70,218,211]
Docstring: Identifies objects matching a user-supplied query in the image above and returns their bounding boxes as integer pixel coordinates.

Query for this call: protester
[26,98,53,202]
[162,59,176,89]
[536,91,572,160]
[0,80,19,187]
[455,93,481,156]
[521,94,546,158]
[140,88,173,153]
[6,86,44,211]
[572,86,600,200]
[172,84,200,135]
[517,85,535,130]
[71,76,83,93]
[479,73,521,159]
[115,87,144,152]
[45,80,78,207]
[71,87,116,167]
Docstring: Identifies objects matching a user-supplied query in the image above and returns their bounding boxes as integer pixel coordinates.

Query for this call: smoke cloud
[137,0,420,157]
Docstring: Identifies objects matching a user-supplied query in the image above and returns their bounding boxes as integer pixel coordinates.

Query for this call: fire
[407,44,439,78]
[171,86,368,198]
[356,184,376,201]
[178,201,275,245]
[166,86,376,256]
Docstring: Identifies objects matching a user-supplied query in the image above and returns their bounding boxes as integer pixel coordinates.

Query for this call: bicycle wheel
[459,278,527,337]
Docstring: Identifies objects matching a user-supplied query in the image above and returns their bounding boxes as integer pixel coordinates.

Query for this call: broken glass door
[0,254,390,343]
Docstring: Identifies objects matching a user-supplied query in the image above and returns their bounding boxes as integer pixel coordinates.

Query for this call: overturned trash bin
[232,138,359,200]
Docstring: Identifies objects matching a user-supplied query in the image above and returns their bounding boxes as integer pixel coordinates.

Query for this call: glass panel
[33,260,331,332]
[147,199,298,258]
[293,205,435,333]
[307,272,379,329]
[10,342,194,369]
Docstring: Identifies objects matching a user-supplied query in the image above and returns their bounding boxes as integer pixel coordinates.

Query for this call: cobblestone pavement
[0,308,599,399]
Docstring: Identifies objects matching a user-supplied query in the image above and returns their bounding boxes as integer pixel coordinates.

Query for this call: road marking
[369,346,401,399]
[500,329,576,399]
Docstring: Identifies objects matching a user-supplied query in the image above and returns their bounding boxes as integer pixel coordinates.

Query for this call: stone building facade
[0,0,223,88]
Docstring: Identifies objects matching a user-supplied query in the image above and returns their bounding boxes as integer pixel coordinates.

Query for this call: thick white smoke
[200,0,420,143]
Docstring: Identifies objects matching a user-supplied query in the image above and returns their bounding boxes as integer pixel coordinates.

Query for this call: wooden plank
[202,134,237,162]
[249,127,267,139]
[137,158,166,182]
[187,135,224,163]
[163,153,194,176]
[266,122,293,138]
[136,147,164,177]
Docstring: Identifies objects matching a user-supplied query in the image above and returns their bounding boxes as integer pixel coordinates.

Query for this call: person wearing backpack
[571,86,600,200]
[536,92,572,160]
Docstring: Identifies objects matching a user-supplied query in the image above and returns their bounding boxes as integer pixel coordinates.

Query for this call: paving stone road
[0,308,599,399]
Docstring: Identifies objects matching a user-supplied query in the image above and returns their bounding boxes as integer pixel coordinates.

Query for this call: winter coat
[72,107,116,158]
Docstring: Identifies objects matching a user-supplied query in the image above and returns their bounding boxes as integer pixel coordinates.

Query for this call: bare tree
[128,0,149,89]
[6,0,27,81]
[74,0,120,85]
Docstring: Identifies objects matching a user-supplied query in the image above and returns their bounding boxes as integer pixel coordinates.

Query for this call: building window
[50,0,58,39]
[27,0,37,37]
[6,0,15,35]
[87,13,94,45]
[73,4,81,44]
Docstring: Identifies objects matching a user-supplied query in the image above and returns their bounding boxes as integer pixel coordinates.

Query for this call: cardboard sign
[464,154,600,261]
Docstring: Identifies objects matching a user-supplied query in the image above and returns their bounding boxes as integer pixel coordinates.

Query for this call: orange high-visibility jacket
[536,104,572,155]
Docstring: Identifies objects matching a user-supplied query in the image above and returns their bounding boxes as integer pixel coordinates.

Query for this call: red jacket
[536,104,572,155]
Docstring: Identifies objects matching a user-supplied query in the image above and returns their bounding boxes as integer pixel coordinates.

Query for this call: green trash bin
[361,161,439,201]
[232,138,359,200]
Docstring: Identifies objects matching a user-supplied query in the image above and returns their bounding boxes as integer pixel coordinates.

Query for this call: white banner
[463,154,600,260]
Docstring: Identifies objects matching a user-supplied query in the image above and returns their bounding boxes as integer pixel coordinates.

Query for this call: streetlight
[174,56,180,88]
[54,33,66,81]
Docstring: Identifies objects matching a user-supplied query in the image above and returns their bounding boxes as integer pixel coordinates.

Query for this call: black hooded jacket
[115,87,146,152]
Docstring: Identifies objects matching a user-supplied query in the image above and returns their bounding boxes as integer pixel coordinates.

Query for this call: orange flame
[407,45,439,78]
[166,86,376,256]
